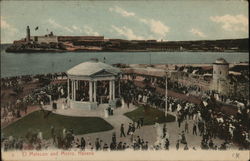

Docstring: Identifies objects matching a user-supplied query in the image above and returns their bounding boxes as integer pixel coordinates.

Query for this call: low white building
[30,36,58,44]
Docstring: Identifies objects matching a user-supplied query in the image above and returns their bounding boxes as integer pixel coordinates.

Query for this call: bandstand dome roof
[66,60,121,77]
[214,58,228,65]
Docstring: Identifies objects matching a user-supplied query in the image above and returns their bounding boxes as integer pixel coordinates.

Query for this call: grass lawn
[2,110,113,139]
[124,105,175,125]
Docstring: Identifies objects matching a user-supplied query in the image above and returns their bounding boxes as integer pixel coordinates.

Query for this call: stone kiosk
[66,60,121,110]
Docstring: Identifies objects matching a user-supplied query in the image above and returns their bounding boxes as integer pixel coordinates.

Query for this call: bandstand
[66,60,121,110]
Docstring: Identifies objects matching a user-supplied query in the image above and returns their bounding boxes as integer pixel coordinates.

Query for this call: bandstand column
[76,80,78,100]
[71,79,74,100]
[109,80,112,101]
[76,80,78,90]
[93,81,97,102]
[112,80,115,100]
[73,80,76,101]
[89,81,93,102]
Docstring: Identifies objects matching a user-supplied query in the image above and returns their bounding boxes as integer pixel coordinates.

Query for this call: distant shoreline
[3,38,249,53]
[3,48,249,53]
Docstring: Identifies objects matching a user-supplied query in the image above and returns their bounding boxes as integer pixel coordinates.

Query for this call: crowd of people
[1,129,50,151]
[1,71,249,151]
[1,73,67,89]
[141,75,202,95]
[1,124,160,151]
[120,75,250,150]
[1,76,29,90]
[1,73,67,126]
[131,73,249,109]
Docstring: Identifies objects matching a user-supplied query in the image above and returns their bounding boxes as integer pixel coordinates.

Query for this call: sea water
[1,44,249,78]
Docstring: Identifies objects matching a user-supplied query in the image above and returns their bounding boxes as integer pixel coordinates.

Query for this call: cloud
[139,18,170,38]
[1,16,18,33]
[108,6,170,39]
[111,25,144,40]
[72,25,82,33]
[1,17,10,29]
[210,14,248,32]
[109,6,135,17]
[1,16,19,43]
[190,28,206,38]
[47,19,100,36]
[48,18,73,33]
[83,26,99,36]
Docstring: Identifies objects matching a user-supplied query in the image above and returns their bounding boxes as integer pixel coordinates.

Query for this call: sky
[0,0,249,43]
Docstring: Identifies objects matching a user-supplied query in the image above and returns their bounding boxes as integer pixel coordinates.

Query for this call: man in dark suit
[120,124,126,137]
[127,123,132,135]
[193,123,197,136]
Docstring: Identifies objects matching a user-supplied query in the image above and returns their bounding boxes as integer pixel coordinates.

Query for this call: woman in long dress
[104,108,108,118]
[121,98,125,108]
[61,102,65,110]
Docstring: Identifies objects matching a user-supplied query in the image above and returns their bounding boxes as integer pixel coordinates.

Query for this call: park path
[46,99,235,150]
[72,103,159,149]
[73,107,235,150]
[44,100,159,148]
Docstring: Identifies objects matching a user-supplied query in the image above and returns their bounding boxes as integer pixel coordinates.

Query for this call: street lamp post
[165,71,168,117]
[165,68,173,117]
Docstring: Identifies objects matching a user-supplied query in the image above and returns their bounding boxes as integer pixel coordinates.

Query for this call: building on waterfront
[66,60,121,110]
[16,26,104,44]
[58,36,104,42]
[211,58,230,95]
[30,35,58,44]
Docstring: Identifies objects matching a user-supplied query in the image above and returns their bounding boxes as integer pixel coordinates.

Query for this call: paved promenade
[44,99,236,150]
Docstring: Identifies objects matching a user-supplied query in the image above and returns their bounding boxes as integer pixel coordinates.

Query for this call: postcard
[1,0,249,161]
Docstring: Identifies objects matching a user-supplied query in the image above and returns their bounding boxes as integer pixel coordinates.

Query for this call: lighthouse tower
[212,58,229,95]
[26,26,31,42]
